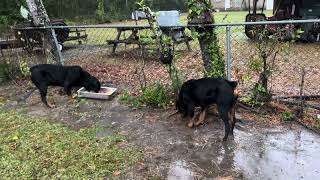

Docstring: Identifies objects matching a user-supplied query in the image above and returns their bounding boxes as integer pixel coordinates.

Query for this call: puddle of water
[235,127,320,180]
[167,160,194,180]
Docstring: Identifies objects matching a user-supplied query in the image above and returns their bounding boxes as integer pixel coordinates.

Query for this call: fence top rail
[13,19,320,30]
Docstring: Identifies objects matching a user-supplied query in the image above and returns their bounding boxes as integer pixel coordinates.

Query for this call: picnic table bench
[107,26,192,53]
[67,28,88,44]
[107,26,149,53]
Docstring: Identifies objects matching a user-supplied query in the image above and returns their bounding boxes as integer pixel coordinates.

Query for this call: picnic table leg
[112,30,122,53]
[76,29,82,44]
[182,30,191,51]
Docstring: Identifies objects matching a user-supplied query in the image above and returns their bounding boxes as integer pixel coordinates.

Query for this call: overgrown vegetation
[241,28,290,106]
[0,109,141,179]
[0,54,31,82]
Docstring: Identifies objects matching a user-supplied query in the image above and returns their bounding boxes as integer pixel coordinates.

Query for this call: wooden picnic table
[67,28,88,44]
[107,26,192,53]
[107,26,149,53]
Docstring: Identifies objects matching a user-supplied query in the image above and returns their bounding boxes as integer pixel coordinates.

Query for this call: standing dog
[176,77,238,141]
[30,64,101,108]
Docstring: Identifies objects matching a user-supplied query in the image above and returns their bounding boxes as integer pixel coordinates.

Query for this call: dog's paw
[194,116,205,126]
[68,97,77,104]
[222,136,228,141]
[72,94,78,99]
[187,121,194,128]
[47,103,56,108]
[194,120,204,127]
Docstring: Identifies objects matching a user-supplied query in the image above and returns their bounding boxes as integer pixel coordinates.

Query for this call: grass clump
[142,82,170,107]
[119,92,144,108]
[281,111,295,122]
[0,109,141,179]
[120,82,171,108]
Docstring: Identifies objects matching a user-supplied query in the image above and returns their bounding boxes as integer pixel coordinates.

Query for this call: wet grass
[0,108,142,179]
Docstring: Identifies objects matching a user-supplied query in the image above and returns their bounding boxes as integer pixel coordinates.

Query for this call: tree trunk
[26,0,50,26]
[187,0,224,77]
[26,0,60,63]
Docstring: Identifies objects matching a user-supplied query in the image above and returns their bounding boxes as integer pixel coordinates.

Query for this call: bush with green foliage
[281,111,295,122]
[120,82,171,108]
[142,82,170,107]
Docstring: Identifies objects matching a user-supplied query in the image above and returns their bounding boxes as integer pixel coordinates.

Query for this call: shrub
[142,82,170,107]
[281,111,295,122]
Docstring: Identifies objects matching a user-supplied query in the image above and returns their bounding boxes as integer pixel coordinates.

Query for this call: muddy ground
[1,82,320,180]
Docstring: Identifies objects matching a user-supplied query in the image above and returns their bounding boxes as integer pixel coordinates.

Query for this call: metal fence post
[226,25,231,80]
[50,28,64,65]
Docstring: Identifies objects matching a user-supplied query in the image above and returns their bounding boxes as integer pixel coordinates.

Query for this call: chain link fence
[1,20,320,98]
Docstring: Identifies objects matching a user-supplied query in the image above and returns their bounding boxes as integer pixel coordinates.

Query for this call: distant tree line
[44,0,187,21]
[0,0,187,29]
[0,0,26,29]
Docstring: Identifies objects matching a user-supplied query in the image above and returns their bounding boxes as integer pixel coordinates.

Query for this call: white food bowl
[77,86,117,100]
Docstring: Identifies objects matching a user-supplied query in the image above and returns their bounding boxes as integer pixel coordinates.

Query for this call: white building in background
[266,0,274,10]
[212,0,274,11]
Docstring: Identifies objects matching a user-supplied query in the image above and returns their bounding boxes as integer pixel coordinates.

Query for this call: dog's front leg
[187,113,200,128]
[39,84,55,108]
[41,94,55,108]
[194,106,208,126]
[64,83,77,102]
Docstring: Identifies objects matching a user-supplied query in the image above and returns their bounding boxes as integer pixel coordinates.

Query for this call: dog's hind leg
[38,84,55,108]
[230,94,238,135]
[218,106,231,141]
[230,105,236,135]
[186,103,196,128]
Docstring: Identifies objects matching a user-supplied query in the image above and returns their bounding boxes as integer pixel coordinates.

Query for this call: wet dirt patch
[1,83,320,179]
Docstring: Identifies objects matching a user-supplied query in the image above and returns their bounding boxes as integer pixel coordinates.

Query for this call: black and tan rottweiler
[30,64,101,108]
[176,77,238,141]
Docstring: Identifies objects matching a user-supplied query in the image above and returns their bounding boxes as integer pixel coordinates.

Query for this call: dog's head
[81,70,101,93]
[175,89,190,118]
[85,75,101,93]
